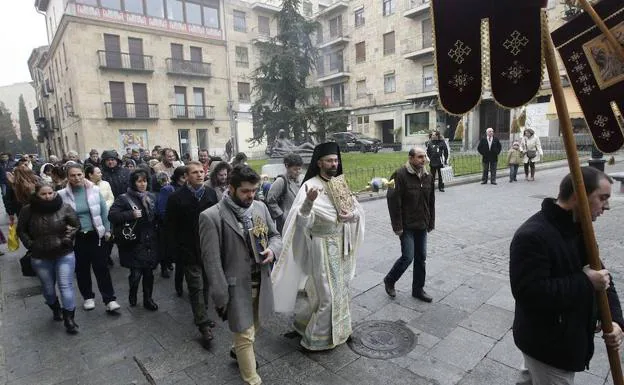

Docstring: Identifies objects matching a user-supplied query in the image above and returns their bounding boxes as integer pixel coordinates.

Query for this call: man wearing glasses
[383,147,436,302]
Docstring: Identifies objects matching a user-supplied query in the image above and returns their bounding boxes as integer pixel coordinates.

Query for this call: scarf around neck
[405,161,426,177]
[127,188,155,221]
[222,191,254,230]
[30,193,63,214]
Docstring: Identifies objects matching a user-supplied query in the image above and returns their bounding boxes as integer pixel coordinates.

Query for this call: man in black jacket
[101,150,131,197]
[510,167,624,384]
[477,127,502,185]
[383,147,435,303]
[166,161,219,348]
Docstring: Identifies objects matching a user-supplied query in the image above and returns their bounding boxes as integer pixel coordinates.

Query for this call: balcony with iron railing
[405,78,437,99]
[169,105,216,120]
[166,58,212,77]
[404,0,430,18]
[97,51,154,72]
[318,27,350,49]
[402,35,434,60]
[316,1,349,17]
[104,103,159,119]
[317,61,351,82]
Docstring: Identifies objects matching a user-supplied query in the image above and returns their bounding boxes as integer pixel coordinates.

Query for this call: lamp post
[227,100,239,157]
[588,144,606,172]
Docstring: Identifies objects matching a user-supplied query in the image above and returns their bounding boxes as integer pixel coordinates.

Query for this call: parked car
[327,132,382,153]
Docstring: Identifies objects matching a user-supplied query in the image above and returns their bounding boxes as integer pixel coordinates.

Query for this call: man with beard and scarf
[166,162,219,348]
[200,165,281,385]
[272,142,365,351]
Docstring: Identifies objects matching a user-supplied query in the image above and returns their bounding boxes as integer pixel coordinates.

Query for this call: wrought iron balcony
[166,58,212,77]
[169,105,216,120]
[104,103,159,119]
[97,51,154,72]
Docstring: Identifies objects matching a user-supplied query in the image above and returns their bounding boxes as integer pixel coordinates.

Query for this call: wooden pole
[576,0,624,63]
[544,32,624,385]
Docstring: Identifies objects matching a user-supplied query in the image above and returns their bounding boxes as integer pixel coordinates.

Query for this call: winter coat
[510,198,624,372]
[17,195,79,260]
[200,200,282,333]
[165,185,219,266]
[0,160,15,185]
[507,148,523,165]
[426,139,449,169]
[521,134,543,163]
[84,157,101,169]
[101,150,131,197]
[108,189,159,269]
[155,183,182,220]
[266,175,300,232]
[387,166,435,233]
[477,136,502,162]
[58,180,108,238]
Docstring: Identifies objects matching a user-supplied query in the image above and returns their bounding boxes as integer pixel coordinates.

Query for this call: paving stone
[458,304,513,340]
[82,334,164,370]
[441,280,501,313]
[425,267,475,296]
[255,350,326,384]
[351,270,387,293]
[404,354,467,385]
[75,358,148,385]
[409,303,469,339]
[485,284,516,313]
[575,371,606,385]
[338,357,431,385]
[184,359,240,385]
[299,369,358,385]
[254,331,298,362]
[349,303,373,323]
[352,285,394,314]
[429,327,496,371]
[305,343,360,372]
[364,302,422,324]
[587,335,615,380]
[458,358,528,385]
[142,341,213,380]
[486,330,524,370]
[154,370,197,385]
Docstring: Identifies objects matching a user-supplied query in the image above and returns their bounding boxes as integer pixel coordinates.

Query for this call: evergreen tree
[251,0,348,145]
[18,95,37,154]
[0,101,22,155]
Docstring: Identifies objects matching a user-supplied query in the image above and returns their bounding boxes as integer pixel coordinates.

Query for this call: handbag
[20,251,36,277]
[7,224,19,251]
[112,195,140,247]
[526,149,537,159]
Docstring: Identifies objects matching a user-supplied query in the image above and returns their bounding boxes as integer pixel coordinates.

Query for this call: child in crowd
[507,141,523,183]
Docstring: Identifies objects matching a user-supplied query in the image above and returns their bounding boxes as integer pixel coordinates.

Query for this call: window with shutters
[422,18,432,48]
[190,46,202,62]
[355,8,365,27]
[128,37,145,70]
[384,73,396,93]
[355,42,366,63]
[329,15,342,38]
[235,46,249,68]
[423,64,435,91]
[234,10,247,32]
[238,82,251,102]
[383,31,395,55]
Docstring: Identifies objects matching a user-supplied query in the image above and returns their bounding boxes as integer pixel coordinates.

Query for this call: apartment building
[313,0,576,149]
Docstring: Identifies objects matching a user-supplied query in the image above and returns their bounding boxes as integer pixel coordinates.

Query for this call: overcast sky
[0,2,48,86]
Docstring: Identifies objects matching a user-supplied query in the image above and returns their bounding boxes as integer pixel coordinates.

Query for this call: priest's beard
[322,166,338,178]
[232,193,253,208]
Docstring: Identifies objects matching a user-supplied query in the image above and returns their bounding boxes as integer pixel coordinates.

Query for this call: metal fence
[344,139,591,191]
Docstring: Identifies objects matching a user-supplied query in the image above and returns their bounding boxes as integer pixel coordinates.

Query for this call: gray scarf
[222,192,254,230]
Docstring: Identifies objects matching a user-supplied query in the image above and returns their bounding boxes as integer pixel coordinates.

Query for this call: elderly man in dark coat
[200,165,282,385]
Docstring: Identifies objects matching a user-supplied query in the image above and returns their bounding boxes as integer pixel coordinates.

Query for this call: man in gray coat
[199,165,282,385]
[266,153,303,233]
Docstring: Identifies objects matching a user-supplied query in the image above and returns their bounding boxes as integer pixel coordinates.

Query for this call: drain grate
[347,320,417,359]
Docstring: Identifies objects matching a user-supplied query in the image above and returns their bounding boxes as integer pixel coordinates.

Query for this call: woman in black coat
[108,169,159,311]
[426,130,449,192]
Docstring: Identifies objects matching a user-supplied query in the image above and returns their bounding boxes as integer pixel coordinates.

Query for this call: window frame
[354,8,365,27]
[383,31,395,56]
[233,10,247,32]
[382,0,395,16]
[238,82,251,102]
[355,41,366,63]
[235,46,249,68]
[384,73,396,93]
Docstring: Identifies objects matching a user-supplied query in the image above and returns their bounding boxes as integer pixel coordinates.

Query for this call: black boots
[48,300,62,321]
[439,183,445,192]
[62,309,79,334]
[142,273,158,311]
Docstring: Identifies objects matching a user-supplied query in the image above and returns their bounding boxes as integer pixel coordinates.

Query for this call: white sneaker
[83,298,95,311]
[106,300,121,312]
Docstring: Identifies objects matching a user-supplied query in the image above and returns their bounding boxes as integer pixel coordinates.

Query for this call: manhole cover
[6,286,42,299]
[347,320,416,359]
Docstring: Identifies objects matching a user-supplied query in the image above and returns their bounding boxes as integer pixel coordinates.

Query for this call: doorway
[381,120,395,143]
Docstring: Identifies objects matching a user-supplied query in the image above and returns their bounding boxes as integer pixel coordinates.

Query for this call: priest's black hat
[302,142,343,183]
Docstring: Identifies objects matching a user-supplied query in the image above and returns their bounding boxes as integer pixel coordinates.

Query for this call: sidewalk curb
[355,157,590,203]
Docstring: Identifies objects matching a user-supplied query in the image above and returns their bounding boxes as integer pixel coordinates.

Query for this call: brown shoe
[384,278,396,298]
[199,326,213,349]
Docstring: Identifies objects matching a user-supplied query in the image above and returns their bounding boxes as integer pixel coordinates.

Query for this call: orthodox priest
[272,142,365,351]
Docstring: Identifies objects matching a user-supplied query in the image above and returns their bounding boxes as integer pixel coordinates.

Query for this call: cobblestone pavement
[1,160,624,385]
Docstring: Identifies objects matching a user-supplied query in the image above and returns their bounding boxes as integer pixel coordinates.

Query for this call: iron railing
[104,103,159,119]
[166,58,212,77]
[169,104,216,120]
[97,51,154,71]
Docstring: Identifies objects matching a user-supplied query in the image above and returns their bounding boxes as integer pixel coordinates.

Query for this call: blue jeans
[31,252,76,310]
[385,229,427,292]
[509,164,519,181]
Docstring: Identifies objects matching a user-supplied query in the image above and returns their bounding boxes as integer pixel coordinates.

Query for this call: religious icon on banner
[552,0,624,153]
[431,0,548,115]
[249,215,269,264]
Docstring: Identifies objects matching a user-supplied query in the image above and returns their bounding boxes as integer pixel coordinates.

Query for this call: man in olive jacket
[200,165,282,385]
[383,147,435,303]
